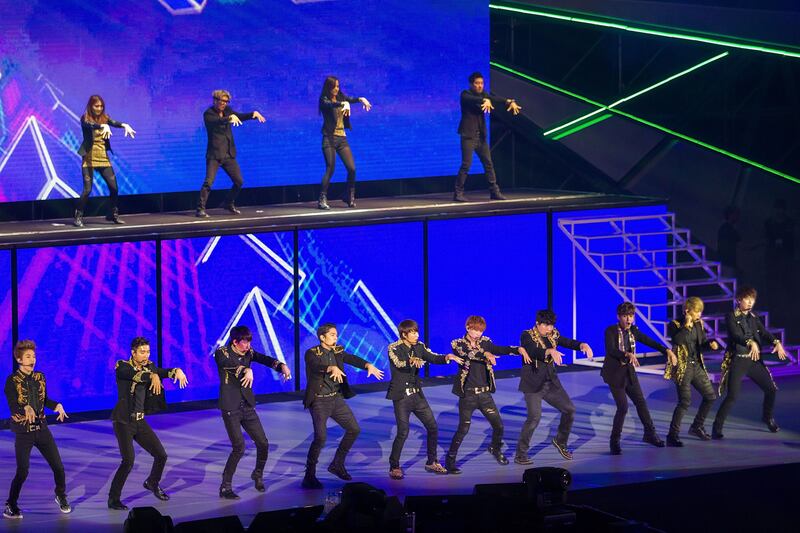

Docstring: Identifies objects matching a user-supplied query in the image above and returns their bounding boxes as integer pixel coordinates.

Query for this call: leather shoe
[610,439,622,455]
[327,463,352,481]
[764,417,780,433]
[514,455,533,465]
[489,190,507,200]
[445,456,461,475]
[488,446,509,465]
[666,434,684,447]
[224,204,241,215]
[107,498,128,511]
[251,472,265,492]
[712,431,724,440]
[301,473,323,489]
[689,425,711,441]
[196,208,209,218]
[143,480,169,501]
[453,192,468,202]
[642,433,665,447]
[552,439,573,460]
[219,486,240,500]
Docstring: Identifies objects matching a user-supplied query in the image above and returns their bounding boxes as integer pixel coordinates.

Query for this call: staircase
[558,212,799,380]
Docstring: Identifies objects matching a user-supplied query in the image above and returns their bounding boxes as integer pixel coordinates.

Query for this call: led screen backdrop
[16,242,158,413]
[427,213,549,376]
[296,223,424,388]
[0,0,489,202]
[161,232,295,403]
[0,251,11,419]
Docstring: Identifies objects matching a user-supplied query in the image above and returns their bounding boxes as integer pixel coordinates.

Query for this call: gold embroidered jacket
[4,369,59,432]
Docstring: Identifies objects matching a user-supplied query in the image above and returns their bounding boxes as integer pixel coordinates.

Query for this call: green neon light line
[543,51,728,137]
[490,61,800,185]
[489,3,800,60]
[551,113,613,140]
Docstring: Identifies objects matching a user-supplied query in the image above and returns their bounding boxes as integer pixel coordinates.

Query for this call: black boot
[219,483,240,500]
[445,454,461,475]
[666,433,684,447]
[73,210,84,227]
[107,497,128,510]
[251,470,265,492]
[488,445,509,465]
[342,187,356,208]
[764,417,780,433]
[143,480,169,501]
[642,432,665,447]
[318,194,330,210]
[689,425,711,441]
[489,186,507,200]
[301,466,323,489]
[610,438,622,455]
[105,208,125,224]
[327,461,352,481]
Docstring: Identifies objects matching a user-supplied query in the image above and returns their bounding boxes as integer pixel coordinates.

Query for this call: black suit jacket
[111,360,175,424]
[214,345,285,411]
[319,93,361,136]
[77,116,124,158]
[385,341,447,400]
[457,90,511,140]
[518,328,583,393]
[601,324,667,388]
[725,310,778,358]
[204,106,255,160]
[303,345,369,408]
[4,370,59,433]
[450,336,520,397]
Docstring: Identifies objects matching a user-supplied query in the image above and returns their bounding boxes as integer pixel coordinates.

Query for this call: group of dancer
[3,286,785,520]
[73,71,521,227]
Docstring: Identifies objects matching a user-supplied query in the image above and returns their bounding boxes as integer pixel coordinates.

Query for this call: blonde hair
[14,340,36,361]
[212,89,231,101]
[684,296,704,313]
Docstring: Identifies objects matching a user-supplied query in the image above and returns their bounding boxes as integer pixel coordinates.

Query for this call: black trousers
[306,395,360,469]
[669,362,717,435]
[221,403,269,485]
[76,166,118,212]
[454,136,499,194]
[198,157,243,209]
[109,419,167,500]
[320,135,355,196]
[447,392,504,457]
[713,357,777,432]
[609,372,656,440]
[7,426,66,506]
[516,380,576,456]
[389,393,439,469]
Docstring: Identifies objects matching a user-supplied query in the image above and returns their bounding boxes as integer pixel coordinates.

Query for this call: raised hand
[240,367,254,388]
[481,98,494,113]
[229,114,243,127]
[366,364,384,380]
[342,101,351,117]
[359,97,372,111]
[506,100,522,115]
[446,354,464,365]
[328,365,346,383]
[519,347,532,365]
[252,111,266,123]
[122,123,136,138]
[54,403,69,422]
[173,368,189,389]
[24,405,37,424]
[281,364,293,382]
[149,373,163,395]
[580,343,594,359]
[626,352,640,367]
[100,124,112,139]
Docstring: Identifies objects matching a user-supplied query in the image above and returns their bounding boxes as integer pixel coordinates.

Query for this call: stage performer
[74,94,136,227]
[3,340,71,519]
[302,323,384,489]
[664,297,719,446]
[601,302,671,454]
[214,325,291,499]
[386,319,463,480]
[196,89,266,218]
[108,337,188,510]
[515,310,593,464]
[712,286,786,438]
[453,71,521,202]
[445,315,529,474]
[316,76,372,210]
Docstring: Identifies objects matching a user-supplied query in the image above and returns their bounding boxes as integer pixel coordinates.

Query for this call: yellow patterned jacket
[4,369,59,432]
[664,320,715,384]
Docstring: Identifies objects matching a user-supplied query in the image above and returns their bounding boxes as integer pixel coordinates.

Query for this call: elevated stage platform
[0,189,659,248]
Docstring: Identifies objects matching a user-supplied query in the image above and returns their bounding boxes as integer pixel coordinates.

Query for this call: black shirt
[317,347,342,395]
[465,360,489,390]
[457,90,513,140]
[204,106,255,160]
[4,370,59,433]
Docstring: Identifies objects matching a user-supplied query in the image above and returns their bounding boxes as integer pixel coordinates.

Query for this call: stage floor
[2,371,799,531]
[0,189,660,248]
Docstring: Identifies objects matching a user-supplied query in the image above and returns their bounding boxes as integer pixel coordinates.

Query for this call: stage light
[123,506,174,533]
[523,466,572,507]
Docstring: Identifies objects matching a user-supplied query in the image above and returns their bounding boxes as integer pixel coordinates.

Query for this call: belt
[404,387,421,396]
[315,392,339,398]
[130,412,145,421]
[25,423,42,433]
[467,386,490,395]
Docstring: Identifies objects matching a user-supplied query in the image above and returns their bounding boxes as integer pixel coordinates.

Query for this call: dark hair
[468,71,484,83]
[397,319,419,338]
[319,76,340,112]
[130,337,150,351]
[465,315,487,330]
[535,309,557,325]
[230,325,253,343]
[14,340,36,361]
[617,302,636,316]
[83,94,109,124]
[736,285,757,301]
[317,323,337,339]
